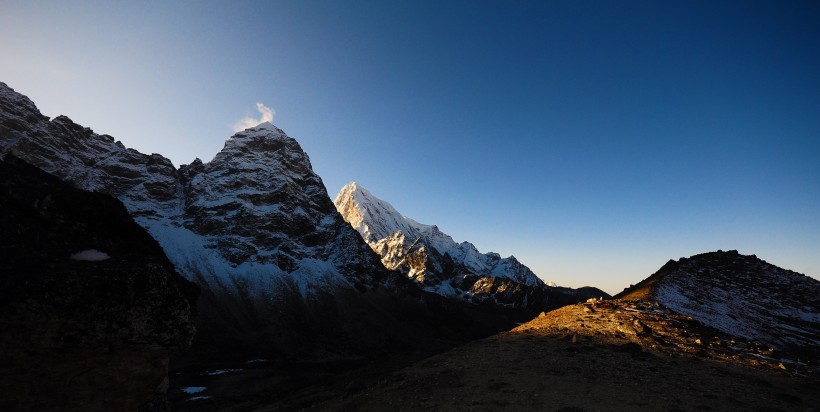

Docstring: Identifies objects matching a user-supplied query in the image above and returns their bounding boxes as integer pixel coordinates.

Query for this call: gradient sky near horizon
[1,1,818,294]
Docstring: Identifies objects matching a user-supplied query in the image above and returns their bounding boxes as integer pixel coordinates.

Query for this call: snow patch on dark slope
[334,182,609,317]
[618,250,820,359]
[0,81,510,362]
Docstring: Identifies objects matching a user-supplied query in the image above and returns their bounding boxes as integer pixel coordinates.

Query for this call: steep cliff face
[617,250,820,359]
[0,81,507,362]
[334,182,609,317]
[0,155,197,411]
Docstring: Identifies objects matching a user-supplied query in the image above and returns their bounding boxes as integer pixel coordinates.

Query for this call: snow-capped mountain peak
[335,182,544,288]
[335,182,454,248]
[254,121,278,131]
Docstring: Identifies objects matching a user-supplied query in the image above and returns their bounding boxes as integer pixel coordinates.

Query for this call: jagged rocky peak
[335,181,419,243]
[335,181,544,288]
[175,122,379,276]
[617,250,820,359]
[217,122,305,168]
[0,83,180,220]
[0,82,49,151]
[198,121,322,196]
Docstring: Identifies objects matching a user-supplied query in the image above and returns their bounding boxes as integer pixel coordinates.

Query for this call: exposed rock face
[0,155,197,411]
[334,182,609,318]
[617,250,820,360]
[0,81,508,362]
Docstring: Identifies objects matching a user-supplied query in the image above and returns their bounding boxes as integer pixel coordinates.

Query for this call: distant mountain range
[0,81,600,365]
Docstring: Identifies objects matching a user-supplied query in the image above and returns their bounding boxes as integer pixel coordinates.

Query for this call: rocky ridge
[335,182,608,317]
[617,250,820,361]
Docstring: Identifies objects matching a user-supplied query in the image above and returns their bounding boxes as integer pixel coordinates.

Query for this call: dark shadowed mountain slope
[0,155,197,412]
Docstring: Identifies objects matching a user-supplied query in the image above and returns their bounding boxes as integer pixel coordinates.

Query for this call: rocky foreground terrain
[309,299,818,412]
[167,298,819,411]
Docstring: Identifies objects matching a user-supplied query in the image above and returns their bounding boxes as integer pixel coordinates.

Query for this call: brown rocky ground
[301,299,818,412]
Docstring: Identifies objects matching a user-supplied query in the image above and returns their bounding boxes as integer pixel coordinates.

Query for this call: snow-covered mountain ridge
[335,182,544,287]
[335,182,607,314]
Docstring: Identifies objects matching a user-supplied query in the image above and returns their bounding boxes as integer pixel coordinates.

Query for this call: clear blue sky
[2,1,818,294]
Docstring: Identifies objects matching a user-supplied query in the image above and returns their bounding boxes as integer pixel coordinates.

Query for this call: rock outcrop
[617,250,820,361]
[0,155,197,411]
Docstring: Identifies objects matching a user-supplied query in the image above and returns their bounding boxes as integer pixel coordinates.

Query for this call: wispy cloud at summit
[233,103,275,132]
